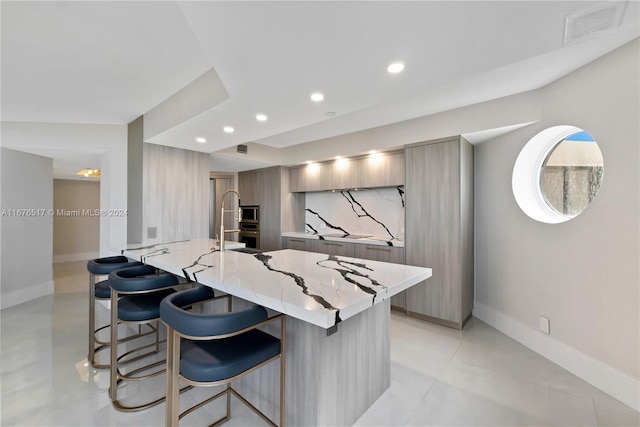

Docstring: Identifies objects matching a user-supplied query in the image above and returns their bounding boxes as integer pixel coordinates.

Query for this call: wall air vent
[564,1,628,44]
[237,144,248,154]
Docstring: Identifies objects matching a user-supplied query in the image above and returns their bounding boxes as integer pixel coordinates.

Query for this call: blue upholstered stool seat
[118,289,176,322]
[87,256,141,275]
[109,265,179,292]
[180,329,281,383]
[95,280,112,299]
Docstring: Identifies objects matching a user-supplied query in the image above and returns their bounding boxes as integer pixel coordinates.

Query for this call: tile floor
[1,260,638,426]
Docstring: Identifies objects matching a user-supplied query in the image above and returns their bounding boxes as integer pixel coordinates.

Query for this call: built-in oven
[239,205,259,223]
[239,228,260,249]
[239,206,260,249]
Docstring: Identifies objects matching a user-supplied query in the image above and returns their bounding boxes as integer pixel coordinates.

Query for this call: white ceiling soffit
[462,122,539,145]
[209,153,276,173]
[143,68,229,141]
[1,1,638,170]
[0,1,212,124]
[141,0,639,154]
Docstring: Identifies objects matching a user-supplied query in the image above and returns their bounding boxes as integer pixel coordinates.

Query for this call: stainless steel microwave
[239,205,259,223]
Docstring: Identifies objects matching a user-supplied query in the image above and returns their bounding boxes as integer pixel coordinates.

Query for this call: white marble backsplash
[305,187,405,240]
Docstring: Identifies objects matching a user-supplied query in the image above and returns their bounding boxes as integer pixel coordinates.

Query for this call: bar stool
[160,286,286,427]
[108,264,179,411]
[86,256,142,369]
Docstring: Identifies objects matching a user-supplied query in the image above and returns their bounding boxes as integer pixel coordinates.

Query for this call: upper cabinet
[359,152,405,188]
[289,151,404,192]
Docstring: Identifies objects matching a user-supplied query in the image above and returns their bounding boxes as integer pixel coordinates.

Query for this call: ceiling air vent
[564,1,628,44]
[237,144,248,154]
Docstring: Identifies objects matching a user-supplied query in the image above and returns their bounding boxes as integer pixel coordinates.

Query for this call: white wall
[0,122,128,257]
[474,39,639,410]
[0,148,54,308]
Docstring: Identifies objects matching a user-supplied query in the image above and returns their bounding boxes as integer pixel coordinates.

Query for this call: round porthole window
[512,125,604,224]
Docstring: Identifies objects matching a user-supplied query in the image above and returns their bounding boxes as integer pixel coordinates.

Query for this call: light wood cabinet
[307,239,355,257]
[282,237,308,251]
[289,151,404,192]
[328,158,361,190]
[353,244,404,264]
[288,166,306,193]
[404,137,474,329]
[358,152,404,188]
[239,167,304,251]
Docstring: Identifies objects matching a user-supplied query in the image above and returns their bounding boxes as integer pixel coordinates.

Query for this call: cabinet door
[353,244,404,264]
[328,158,361,190]
[405,140,462,324]
[360,152,405,187]
[283,237,308,251]
[289,167,305,192]
[307,240,355,257]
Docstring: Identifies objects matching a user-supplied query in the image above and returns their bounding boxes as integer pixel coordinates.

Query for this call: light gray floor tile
[1,261,638,426]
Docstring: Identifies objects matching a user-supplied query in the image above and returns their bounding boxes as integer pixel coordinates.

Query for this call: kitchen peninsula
[122,239,431,425]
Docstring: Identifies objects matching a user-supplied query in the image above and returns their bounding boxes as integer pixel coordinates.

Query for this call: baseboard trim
[1,280,54,310]
[473,301,639,412]
[53,251,99,263]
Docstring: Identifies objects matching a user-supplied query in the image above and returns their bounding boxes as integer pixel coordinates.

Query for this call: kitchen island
[123,239,431,426]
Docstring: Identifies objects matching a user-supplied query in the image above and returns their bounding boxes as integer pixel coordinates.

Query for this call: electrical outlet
[539,316,550,334]
[147,227,157,239]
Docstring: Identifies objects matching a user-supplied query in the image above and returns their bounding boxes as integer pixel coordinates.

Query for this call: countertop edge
[282,232,405,248]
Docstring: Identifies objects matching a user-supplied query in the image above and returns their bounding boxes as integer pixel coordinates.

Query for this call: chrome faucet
[219,189,241,251]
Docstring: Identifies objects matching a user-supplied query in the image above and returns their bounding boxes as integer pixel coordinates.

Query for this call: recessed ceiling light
[310,92,324,102]
[256,114,268,122]
[196,137,207,143]
[387,62,405,74]
[326,112,336,117]
[223,126,234,133]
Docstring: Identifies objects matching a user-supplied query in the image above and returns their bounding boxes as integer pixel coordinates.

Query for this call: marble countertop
[282,231,405,248]
[123,241,429,329]
[122,239,246,264]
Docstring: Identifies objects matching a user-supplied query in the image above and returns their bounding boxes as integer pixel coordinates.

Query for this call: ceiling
[1,1,638,178]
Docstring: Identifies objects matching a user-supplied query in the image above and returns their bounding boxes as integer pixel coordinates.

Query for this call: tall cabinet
[404,137,474,329]
[239,166,304,251]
